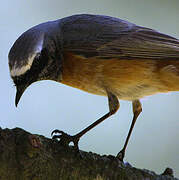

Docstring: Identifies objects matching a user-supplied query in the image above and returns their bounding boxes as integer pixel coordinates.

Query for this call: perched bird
[8,14,179,161]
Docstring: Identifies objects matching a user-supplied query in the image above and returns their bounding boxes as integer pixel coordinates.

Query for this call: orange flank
[61,52,179,100]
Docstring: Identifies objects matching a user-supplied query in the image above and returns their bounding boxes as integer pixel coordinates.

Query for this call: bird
[8,14,179,161]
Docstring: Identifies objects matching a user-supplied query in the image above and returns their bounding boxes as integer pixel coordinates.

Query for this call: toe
[52,134,62,140]
[51,130,81,150]
[116,149,125,162]
[51,129,65,137]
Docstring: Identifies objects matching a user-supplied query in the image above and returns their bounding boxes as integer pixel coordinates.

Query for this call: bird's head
[8,21,62,106]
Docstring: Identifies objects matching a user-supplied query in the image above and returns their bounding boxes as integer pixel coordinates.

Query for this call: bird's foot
[51,129,80,150]
[116,148,125,162]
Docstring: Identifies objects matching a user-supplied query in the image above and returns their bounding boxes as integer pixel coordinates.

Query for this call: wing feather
[61,14,179,60]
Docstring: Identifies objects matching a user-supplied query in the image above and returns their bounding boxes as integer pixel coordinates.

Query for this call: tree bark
[0,127,178,180]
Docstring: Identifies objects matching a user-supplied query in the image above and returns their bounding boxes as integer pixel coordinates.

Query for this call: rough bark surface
[0,127,178,180]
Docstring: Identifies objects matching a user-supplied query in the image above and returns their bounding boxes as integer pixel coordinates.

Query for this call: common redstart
[8,14,179,161]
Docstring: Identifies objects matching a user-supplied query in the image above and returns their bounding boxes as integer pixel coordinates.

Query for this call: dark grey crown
[8,20,61,77]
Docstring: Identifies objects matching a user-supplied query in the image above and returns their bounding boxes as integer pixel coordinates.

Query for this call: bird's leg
[117,99,142,161]
[51,91,119,151]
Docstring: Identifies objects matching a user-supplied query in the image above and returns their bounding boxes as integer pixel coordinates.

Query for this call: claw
[52,134,63,140]
[51,129,80,150]
[51,129,65,137]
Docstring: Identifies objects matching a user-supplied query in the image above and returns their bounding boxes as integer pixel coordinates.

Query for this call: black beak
[15,85,27,107]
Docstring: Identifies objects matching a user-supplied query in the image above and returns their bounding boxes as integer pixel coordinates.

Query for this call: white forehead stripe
[35,34,44,53]
[10,53,36,77]
[10,35,44,77]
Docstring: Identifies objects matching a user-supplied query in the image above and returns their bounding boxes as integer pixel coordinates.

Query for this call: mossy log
[0,127,178,180]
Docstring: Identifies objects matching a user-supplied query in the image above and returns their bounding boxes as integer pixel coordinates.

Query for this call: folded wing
[62,14,179,60]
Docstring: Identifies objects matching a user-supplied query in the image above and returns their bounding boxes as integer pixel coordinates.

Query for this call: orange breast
[61,52,179,100]
[61,52,106,95]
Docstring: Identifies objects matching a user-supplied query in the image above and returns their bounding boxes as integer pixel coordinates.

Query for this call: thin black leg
[52,91,119,150]
[117,100,142,161]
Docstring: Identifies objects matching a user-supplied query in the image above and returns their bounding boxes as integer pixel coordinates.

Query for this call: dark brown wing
[61,14,179,60]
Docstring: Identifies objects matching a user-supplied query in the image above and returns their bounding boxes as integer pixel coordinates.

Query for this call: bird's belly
[114,85,161,100]
[61,75,161,100]
[62,78,106,96]
[61,53,171,100]
[101,59,169,100]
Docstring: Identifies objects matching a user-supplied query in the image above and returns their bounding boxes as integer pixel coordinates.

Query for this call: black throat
[13,47,62,87]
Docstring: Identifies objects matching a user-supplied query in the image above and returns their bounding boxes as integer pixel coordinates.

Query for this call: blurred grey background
[1,0,179,177]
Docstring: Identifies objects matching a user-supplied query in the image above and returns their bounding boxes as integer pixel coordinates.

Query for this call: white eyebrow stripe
[10,54,36,77]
